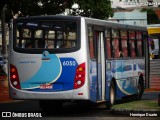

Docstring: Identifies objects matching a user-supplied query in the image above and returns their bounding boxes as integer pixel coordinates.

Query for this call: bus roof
[14,15,147,32]
[84,17,147,31]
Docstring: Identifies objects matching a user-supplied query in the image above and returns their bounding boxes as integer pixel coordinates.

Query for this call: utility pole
[1,5,7,58]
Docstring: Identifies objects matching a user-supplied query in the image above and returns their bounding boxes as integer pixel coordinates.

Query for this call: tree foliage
[0,0,113,23]
[73,0,113,19]
[141,8,160,24]
[5,0,74,16]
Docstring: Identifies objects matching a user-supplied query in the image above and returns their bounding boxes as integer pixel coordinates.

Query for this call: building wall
[111,0,160,8]
[111,9,147,26]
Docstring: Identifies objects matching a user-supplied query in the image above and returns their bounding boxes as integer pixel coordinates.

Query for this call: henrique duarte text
[130,113,157,117]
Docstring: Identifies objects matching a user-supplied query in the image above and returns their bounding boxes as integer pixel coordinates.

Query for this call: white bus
[8,15,149,110]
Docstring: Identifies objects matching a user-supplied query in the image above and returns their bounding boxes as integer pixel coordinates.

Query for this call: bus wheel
[106,81,116,110]
[39,100,62,112]
[136,78,144,100]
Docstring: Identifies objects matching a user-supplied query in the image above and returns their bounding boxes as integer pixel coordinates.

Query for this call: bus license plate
[40,84,53,89]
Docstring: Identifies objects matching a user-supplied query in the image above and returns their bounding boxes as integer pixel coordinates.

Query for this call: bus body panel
[114,59,145,96]
[9,51,90,100]
[85,17,148,103]
[89,61,97,102]
[11,52,77,91]
[9,16,149,106]
[89,58,145,101]
[9,17,90,100]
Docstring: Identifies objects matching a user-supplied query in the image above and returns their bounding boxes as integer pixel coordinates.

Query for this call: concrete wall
[111,9,147,26]
[111,0,160,8]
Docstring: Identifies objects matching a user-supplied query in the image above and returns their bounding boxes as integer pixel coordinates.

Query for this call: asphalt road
[0,99,159,120]
[0,92,160,119]
[0,80,160,119]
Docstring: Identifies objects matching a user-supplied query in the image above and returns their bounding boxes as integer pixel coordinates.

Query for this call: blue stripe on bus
[90,60,145,101]
[20,54,62,89]
[20,56,78,91]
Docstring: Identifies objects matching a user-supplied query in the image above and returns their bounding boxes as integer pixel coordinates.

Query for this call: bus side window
[136,32,143,57]
[129,30,136,58]
[106,38,112,58]
[121,30,128,57]
[88,27,95,59]
[105,29,112,58]
[112,29,120,58]
[112,39,120,58]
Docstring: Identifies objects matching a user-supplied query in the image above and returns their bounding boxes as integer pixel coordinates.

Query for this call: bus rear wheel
[136,78,144,100]
[106,81,116,110]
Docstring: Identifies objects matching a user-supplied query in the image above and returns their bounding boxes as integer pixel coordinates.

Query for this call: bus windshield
[14,19,78,53]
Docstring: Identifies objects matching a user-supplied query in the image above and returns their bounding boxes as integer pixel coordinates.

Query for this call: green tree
[73,0,113,19]
[0,0,74,16]
[141,8,160,24]
[1,0,74,22]
[1,0,113,23]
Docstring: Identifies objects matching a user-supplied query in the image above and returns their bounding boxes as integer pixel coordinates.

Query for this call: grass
[111,100,160,111]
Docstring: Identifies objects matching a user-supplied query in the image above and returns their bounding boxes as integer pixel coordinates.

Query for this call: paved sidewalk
[0,80,13,103]
[145,88,160,92]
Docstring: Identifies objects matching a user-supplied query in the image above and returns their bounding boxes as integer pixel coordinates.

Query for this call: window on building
[111,1,113,4]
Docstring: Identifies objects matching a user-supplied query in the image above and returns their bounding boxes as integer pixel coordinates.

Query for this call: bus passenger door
[95,31,106,101]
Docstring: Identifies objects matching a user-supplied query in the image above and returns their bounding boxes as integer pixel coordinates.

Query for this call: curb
[0,78,7,81]
[145,88,160,92]
[0,100,24,104]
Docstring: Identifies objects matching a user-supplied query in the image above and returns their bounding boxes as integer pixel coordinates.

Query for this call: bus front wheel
[106,81,116,110]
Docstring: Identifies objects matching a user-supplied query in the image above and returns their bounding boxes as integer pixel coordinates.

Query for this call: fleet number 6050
[62,61,76,66]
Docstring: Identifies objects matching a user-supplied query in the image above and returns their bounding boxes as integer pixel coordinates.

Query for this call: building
[111,0,160,8]
[110,9,147,26]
